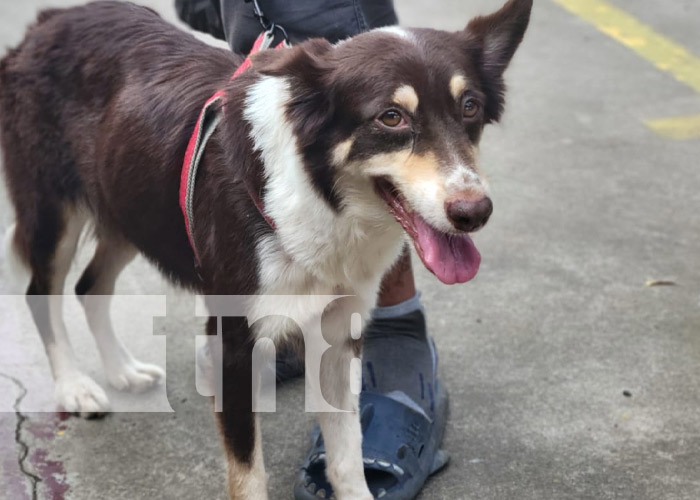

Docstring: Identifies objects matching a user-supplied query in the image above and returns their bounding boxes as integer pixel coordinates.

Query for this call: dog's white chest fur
[243,76,405,333]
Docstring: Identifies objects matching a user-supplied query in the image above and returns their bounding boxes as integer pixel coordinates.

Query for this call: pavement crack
[0,373,41,500]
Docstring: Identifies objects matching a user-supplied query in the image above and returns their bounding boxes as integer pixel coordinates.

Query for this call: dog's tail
[2,223,30,293]
[1,10,65,294]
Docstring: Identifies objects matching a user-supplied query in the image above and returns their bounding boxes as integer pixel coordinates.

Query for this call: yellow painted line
[552,0,700,139]
[645,114,700,140]
[551,0,700,94]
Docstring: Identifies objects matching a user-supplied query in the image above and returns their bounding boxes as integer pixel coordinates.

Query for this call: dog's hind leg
[2,222,31,292]
[75,234,164,392]
[23,205,111,418]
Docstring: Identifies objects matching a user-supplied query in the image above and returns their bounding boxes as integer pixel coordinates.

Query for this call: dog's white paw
[106,359,165,393]
[55,373,111,418]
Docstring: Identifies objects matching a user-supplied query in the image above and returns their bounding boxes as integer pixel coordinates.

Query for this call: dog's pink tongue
[414,215,481,285]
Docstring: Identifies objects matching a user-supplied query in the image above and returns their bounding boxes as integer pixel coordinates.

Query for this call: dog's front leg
[209,317,268,500]
[317,409,371,500]
[313,306,372,500]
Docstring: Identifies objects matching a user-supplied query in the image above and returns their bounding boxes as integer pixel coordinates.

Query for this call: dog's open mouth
[375,178,481,285]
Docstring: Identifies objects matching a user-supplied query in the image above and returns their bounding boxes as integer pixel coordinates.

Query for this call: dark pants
[176,0,398,53]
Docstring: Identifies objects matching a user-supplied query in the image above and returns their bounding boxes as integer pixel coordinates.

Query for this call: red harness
[179,32,284,265]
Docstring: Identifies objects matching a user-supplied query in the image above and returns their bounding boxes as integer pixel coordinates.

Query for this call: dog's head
[251,0,532,284]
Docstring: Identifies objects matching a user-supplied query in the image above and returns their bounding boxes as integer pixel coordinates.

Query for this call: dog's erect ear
[466,0,532,74]
[465,0,532,121]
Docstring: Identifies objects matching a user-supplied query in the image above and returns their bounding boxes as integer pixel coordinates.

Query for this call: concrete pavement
[1,0,699,499]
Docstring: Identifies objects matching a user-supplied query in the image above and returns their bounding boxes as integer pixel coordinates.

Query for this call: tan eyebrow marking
[392,85,419,114]
[450,74,469,100]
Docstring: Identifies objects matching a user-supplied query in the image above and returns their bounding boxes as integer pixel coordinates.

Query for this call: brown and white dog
[0,1,531,498]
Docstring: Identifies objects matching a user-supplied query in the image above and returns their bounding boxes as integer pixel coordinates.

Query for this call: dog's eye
[378,110,405,128]
[463,98,480,119]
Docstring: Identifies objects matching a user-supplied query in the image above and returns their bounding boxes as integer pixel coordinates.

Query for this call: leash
[249,0,289,44]
[179,29,285,270]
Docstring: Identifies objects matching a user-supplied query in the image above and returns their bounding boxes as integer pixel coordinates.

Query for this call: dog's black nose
[445,197,493,232]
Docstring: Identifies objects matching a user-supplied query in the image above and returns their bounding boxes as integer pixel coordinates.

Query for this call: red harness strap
[179,32,284,266]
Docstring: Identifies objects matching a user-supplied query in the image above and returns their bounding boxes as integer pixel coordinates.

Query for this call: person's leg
[175,0,225,40]
[376,245,415,307]
[218,0,399,54]
[363,247,438,418]
[358,0,399,33]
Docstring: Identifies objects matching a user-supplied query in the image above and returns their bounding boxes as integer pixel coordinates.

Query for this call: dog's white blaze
[374,26,415,43]
[451,147,489,192]
[445,166,482,192]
